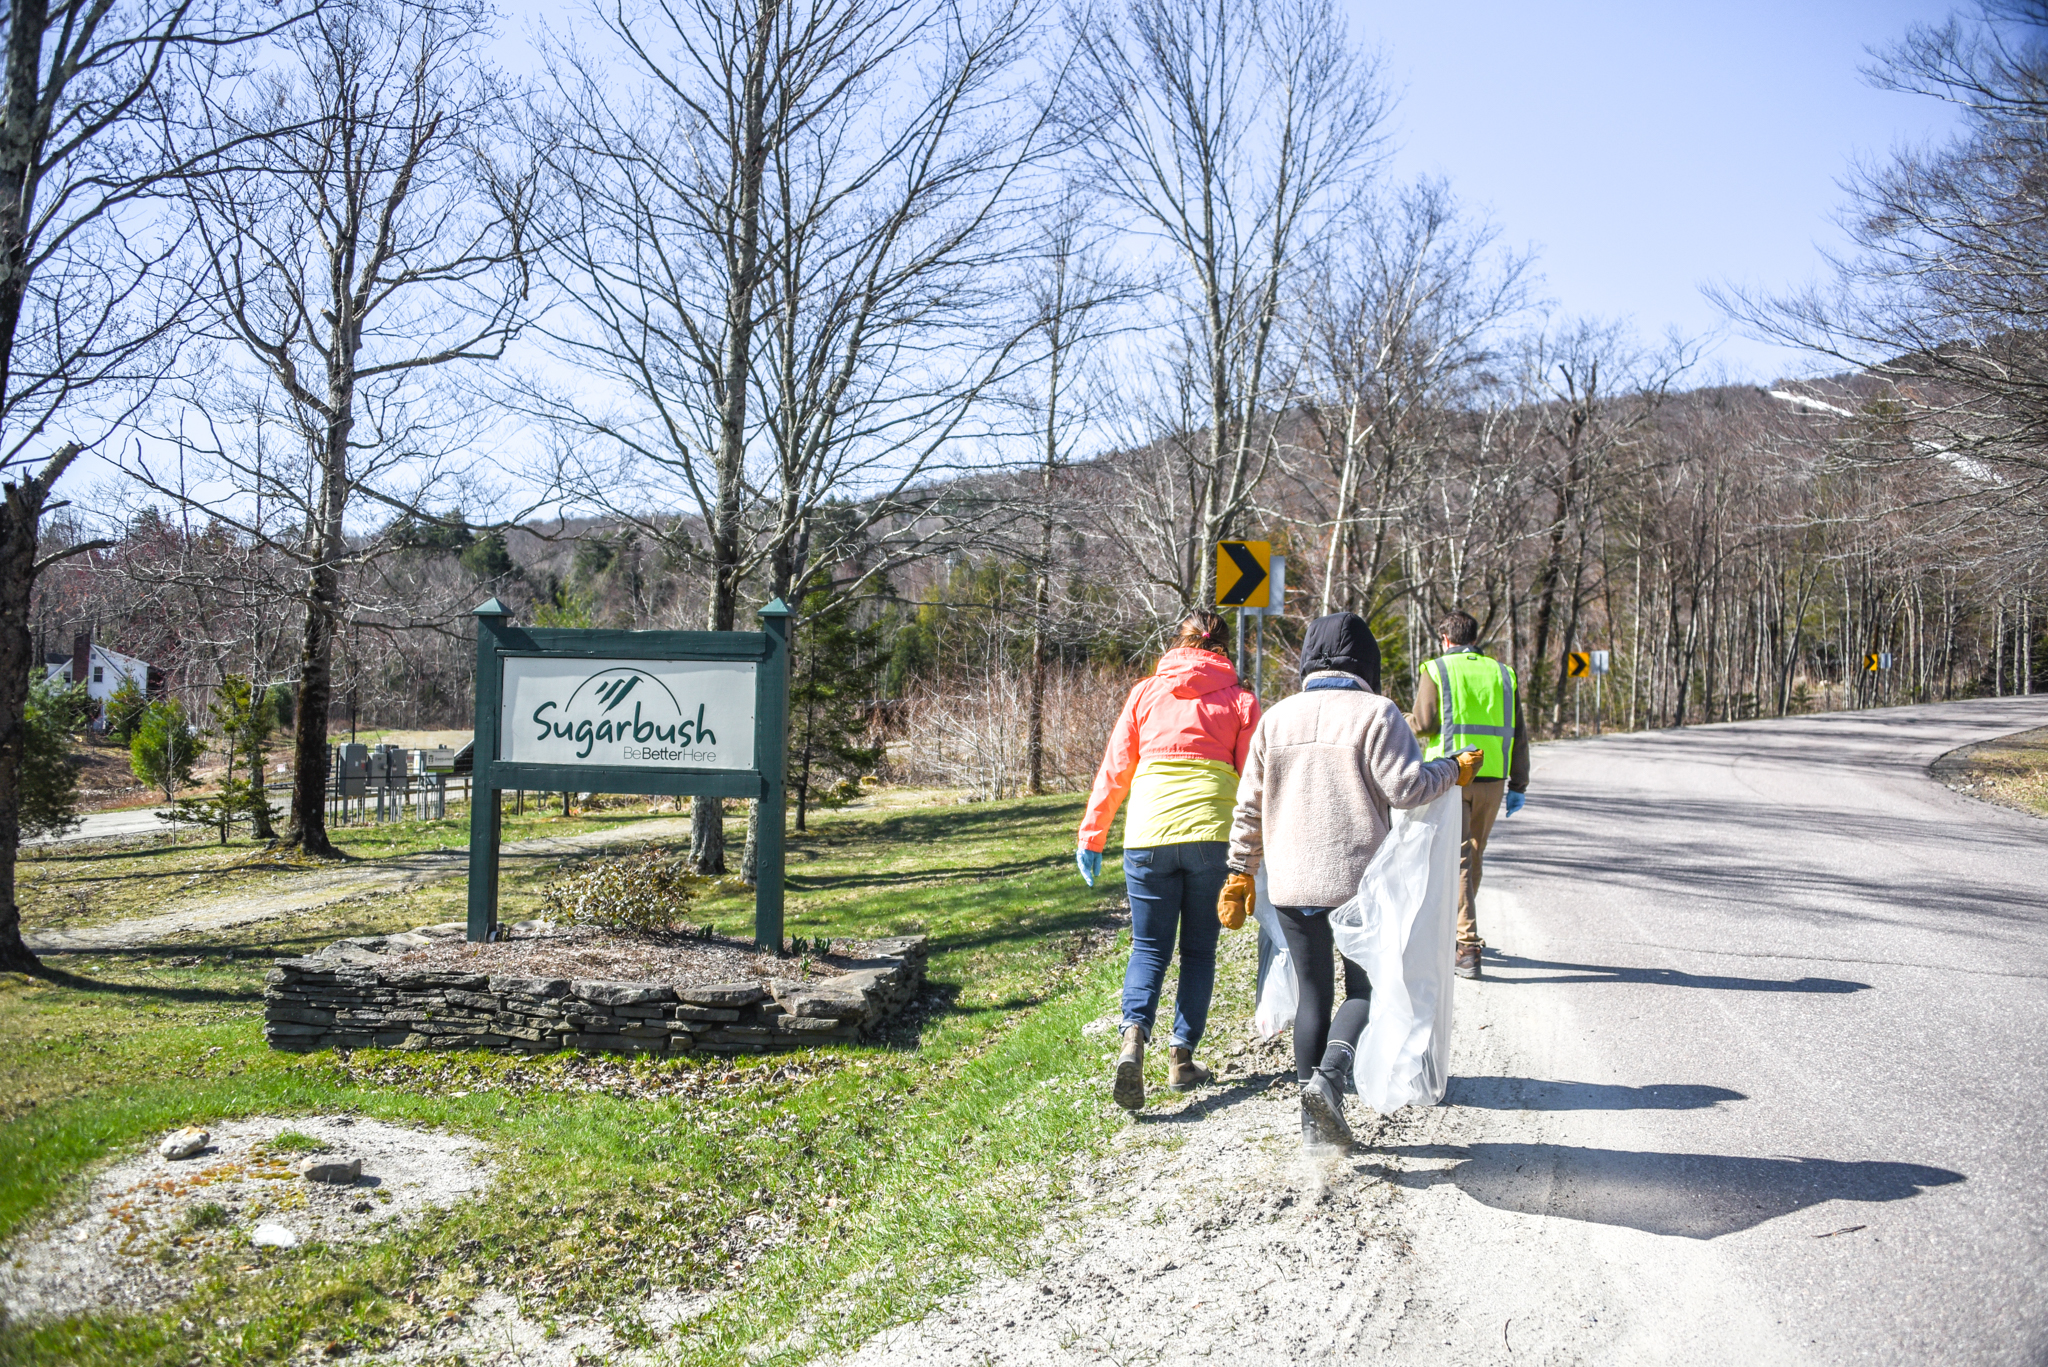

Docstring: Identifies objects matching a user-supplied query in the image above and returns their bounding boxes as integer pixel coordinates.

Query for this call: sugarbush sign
[503,659,756,768]
[466,598,791,948]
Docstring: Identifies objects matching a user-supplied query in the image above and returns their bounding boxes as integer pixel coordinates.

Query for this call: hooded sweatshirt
[1227,614,1459,908]
[1079,648,1262,852]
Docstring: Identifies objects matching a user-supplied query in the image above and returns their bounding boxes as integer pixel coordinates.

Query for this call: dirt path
[22,818,693,954]
[818,931,1797,1367]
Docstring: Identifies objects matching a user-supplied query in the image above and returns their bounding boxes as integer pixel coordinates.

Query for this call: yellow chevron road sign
[1217,540,1271,608]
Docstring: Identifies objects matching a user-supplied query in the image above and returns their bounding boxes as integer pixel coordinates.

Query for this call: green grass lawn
[16,803,684,935]
[0,792,1164,1365]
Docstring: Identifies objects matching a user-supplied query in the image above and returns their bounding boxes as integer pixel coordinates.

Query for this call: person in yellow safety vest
[1404,609,1530,980]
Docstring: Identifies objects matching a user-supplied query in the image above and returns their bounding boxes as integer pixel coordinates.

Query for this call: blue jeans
[1120,841,1227,1050]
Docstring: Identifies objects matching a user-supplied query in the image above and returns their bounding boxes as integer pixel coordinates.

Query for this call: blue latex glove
[1076,847,1102,887]
[1502,791,1526,818]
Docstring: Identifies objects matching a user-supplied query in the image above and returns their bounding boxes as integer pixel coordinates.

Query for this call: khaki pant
[1457,780,1505,946]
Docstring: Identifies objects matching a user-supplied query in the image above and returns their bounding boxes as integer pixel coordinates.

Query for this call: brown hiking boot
[1455,943,1482,979]
[1167,1047,1212,1092]
[1113,1026,1146,1110]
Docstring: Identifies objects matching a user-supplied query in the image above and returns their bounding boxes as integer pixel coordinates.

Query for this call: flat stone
[678,982,768,1007]
[391,971,488,990]
[310,943,388,967]
[672,1005,740,1022]
[298,1156,362,1184]
[491,975,570,998]
[571,981,677,1007]
[159,1127,209,1160]
[412,922,467,938]
[778,984,871,1019]
[868,935,929,959]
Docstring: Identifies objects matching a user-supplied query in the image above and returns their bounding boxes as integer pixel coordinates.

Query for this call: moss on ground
[0,791,1164,1366]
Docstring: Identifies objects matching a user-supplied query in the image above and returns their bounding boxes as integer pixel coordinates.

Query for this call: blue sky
[1357,0,1964,384]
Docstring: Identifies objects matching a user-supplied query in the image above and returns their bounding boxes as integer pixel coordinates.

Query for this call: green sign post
[465,597,792,949]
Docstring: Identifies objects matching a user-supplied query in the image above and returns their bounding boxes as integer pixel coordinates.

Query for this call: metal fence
[326,742,472,827]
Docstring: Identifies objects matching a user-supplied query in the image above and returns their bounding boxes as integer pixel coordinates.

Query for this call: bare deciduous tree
[1715,1,2048,531]
[1286,178,1531,620]
[1067,0,1388,607]
[137,0,535,856]
[0,0,306,969]
[527,0,891,873]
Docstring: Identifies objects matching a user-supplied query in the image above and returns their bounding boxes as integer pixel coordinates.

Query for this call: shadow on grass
[789,856,1068,897]
[21,960,264,1005]
[928,906,1124,957]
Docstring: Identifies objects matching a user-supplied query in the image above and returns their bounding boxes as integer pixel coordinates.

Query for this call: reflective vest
[1421,651,1517,780]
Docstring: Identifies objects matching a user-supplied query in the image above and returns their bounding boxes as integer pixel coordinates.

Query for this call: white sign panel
[500,657,757,770]
[1257,555,1288,617]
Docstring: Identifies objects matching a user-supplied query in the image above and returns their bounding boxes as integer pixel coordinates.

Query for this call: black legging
[1274,905,1372,1082]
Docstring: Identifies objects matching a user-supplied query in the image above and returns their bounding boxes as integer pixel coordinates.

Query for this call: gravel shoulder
[0,1115,491,1325]
[22,818,693,954]
[818,927,1796,1367]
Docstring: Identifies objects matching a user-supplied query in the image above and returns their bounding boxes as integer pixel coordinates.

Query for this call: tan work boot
[1113,1026,1146,1110]
[1167,1047,1212,1092]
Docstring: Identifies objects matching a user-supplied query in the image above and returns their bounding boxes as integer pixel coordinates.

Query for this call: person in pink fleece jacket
[1078,612,1261,1110]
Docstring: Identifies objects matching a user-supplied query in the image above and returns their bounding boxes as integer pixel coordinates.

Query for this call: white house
[45,637,153,723]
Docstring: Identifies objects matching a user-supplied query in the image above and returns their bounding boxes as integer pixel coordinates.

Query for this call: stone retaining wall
[263,935,928,1056]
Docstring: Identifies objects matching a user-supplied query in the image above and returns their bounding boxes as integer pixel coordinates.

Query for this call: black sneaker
[1300,1071,1353,1149]
[1455,944,1481,979]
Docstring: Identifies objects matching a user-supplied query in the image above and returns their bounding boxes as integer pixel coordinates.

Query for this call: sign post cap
[758,597,793,619]
[472,597,511,618]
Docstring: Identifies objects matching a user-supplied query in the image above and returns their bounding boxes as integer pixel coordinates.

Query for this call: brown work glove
[1217,871,1255,929]
[1454,748,1484,787]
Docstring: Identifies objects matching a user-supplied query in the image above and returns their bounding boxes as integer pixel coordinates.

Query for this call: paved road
[1465,697,2048,1364]
[24,805,179,846]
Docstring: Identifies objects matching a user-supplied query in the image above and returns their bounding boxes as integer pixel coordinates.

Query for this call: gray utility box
[334,743,369,798]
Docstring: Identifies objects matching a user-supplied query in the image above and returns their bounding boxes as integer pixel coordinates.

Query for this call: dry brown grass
[1933,725,2048,818]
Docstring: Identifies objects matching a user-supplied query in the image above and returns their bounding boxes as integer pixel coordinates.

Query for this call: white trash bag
[1330,786,1462,1113]
[1250,868,1295,1039]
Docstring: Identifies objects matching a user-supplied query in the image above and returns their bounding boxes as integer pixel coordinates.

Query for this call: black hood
[1298,612,1381,692]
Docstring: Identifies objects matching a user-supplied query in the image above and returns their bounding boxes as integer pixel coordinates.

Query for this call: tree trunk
[1026,579,1048,796]
[283,440,349,857]
[0,443,86,971]
[692,2,778,879]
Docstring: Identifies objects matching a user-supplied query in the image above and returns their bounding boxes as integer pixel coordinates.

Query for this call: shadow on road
[1493,785,2045,932]
[1446,1077,1747,1110]
[1372,1143,1963,1239]
[1485,952,1870,994]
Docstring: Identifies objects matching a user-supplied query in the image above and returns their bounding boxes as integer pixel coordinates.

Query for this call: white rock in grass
[159,1127,209,1160]
[250,1223,300,1249]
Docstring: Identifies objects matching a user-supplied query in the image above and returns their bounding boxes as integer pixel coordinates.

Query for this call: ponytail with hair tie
[1171,611,1230,656]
